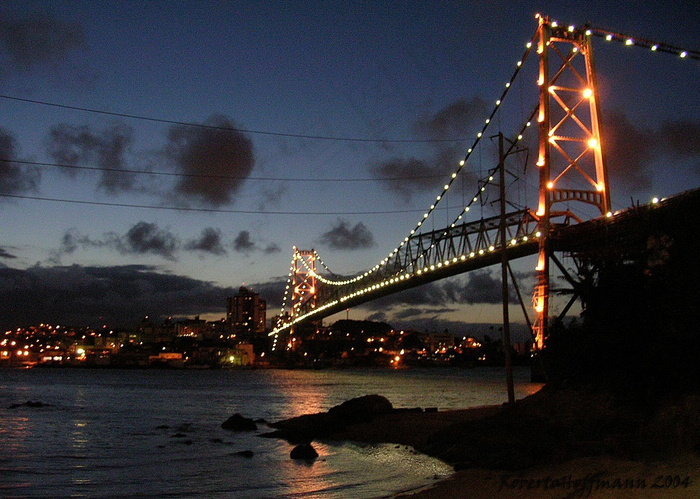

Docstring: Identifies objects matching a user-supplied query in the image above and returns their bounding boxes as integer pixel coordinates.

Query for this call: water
[0,366,541,498]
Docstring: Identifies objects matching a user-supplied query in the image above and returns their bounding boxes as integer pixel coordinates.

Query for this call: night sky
[1,1,698,334]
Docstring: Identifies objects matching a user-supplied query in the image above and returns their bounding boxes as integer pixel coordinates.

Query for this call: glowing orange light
[588,138,598,148]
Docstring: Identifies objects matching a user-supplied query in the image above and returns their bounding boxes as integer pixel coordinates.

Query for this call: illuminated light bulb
[460,255,466,261]
[680,51,688,58]
[444,184,450,190]
[518,134,523,140]
[417,222,422,227]
[430,205,435,209]
[606,34,613,41]
[505,82,510,88]
[527,121,531,127]
[551,21,558,27]
[523,236,528,241]
[436,195,441,200]
[652,197,659,204]
[526,42,532,48]
[489,176,494,181]
[479,249,485,255]
[423,213,428,218]
[460,159,465,166]
[568,25,574,32]
[410,230,415,234]
[488,245,495,252]
[596,183,604,192]
[470,252,475,257]
[583,88,593,98]
[548,136,556,144]
[588,138,598,148]
[651,45,658,51]
[481,187,485,192]
[517,61,522,67]
[511,239,517,245]
[496,100,501,105]
[585,29,592,36]
[473,197,478,202]
[536,231,542,237]
[477,132,482,138]
[606,212,613,218]
[625,38,634,46]
[468,148,472,153]
[546,181,554,189]
[464,207,470,212]
[451,173,457,178]
[548,85,555,93]
[572,47,578,54]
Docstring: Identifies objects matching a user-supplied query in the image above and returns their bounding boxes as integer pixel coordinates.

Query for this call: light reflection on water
[0,366,541,497]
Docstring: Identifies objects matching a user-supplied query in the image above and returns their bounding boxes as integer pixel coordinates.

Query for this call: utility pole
[498,132,515,405]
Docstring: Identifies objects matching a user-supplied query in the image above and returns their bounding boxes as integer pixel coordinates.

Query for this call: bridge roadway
[277,188,700,334]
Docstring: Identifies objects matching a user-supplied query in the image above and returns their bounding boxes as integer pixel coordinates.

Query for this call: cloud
[46,123,135,194]
[658,119,700,158]
[319,219,375,250]
[601,110,654,192]
[0,127,40,196]
[0,247,17,259]
[0,12,85,70]
[413,97,489,141]
[0,264,236,329]
[372,97,488,201]
[184,227,226,256]
[365,270,518,312]
[52,222,179,262]
[233,231,256,253]
[164,115,255,207]
[121,222,179,260]
[264,243,282,254]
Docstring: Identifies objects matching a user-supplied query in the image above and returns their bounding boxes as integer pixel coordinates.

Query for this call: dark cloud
[0,12,85,70]
[0,247,17,259]
[601,110,654,192]
[658,120,700,157]
[319,219,375,250]
[365,270,517,312]
[184,227,227,256]
[121,222,179,260]
[372,97,488,201]
[0,127,40,196]
[413,97,489,141]
[264,243,282,254]
[0,264,235,329]
[52,222,179,262]
[165,115,255,207]
[46,123,135,194]
[233,231,256,253]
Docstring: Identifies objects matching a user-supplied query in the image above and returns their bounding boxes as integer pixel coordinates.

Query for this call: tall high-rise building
[226,287,266,339]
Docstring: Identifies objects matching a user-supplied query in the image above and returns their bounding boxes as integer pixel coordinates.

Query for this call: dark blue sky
[0,1,698,332]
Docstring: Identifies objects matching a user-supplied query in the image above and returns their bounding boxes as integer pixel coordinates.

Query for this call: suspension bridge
[270,14,700,355]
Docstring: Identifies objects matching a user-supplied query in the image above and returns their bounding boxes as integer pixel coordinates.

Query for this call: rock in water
[327,394,393,423]
[290,443,318,460]
[221,413,257,431]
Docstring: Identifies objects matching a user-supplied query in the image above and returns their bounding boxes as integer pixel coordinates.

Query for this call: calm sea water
[0,366,541,498]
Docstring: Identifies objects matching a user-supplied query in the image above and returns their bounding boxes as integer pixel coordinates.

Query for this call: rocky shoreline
[261,389,700,497]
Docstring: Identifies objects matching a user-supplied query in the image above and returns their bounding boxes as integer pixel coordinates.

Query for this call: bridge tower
[534,14,611,350]
[290,248,317,341]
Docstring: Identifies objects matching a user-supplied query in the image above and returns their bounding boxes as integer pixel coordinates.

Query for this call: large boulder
[290,443,318,460]
[327,394,393,423]
[221,413,257,431]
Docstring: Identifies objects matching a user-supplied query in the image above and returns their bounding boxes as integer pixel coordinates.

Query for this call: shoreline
[266,389,700,498]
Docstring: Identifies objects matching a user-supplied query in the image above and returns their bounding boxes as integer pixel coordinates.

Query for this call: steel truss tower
[290,249,317,340]
[533,14,611,349]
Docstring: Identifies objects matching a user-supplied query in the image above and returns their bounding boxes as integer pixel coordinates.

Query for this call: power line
[0,192,430,216]
[0,158,445,182]
[0,94,466,144]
